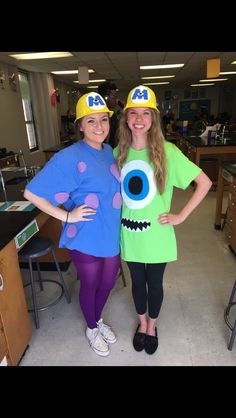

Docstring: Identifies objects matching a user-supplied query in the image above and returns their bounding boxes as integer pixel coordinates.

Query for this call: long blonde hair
[117,109,167,194]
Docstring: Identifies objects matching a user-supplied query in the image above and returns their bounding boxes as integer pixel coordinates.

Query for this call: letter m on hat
[88,95,105,107]
[132,88,148,101]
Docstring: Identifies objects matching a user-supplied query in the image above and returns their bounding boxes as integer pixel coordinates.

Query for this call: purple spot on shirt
[77,161,87,172]
[85,193,99,209]
[110,163,120,182]
[66,224,77,238]
[112,192,122,209]
[55,192,69,204]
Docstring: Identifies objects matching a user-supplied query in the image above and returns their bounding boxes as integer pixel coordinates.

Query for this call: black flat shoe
[133,325,146,352]
[145,327,158,355]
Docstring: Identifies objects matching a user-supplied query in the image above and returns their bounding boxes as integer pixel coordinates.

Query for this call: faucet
[18,149,28,176]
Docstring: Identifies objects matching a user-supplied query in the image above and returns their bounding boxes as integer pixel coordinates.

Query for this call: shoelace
[89,329,101,347]
[98,321,111,333]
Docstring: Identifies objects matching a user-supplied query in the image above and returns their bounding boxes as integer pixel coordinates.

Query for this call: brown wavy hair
[116,109,167,194]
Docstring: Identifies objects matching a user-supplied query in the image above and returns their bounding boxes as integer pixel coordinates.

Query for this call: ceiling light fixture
[73,79,106,84]
[51,69,94,74]
[199,78,227,82]
[141,75,175,79]
[143,82,170,85]
[140,64,184,70]
[89,79,106,83]
[9,52,73,60]
[191,83,215,86]
[219,71,236,75]
[231,61,236,64]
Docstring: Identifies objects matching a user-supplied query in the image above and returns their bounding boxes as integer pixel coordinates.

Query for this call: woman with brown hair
[114,85,212,355]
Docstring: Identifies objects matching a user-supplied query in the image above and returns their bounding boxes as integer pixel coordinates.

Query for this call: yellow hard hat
[124,85,159,112]
[75,92,114,121]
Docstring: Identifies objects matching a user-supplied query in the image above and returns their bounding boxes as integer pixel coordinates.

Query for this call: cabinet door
[0,240,31,365]
[0,315,8,360]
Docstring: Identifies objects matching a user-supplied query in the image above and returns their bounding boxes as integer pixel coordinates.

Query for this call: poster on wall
[0,69,6,89]
[8,67,17,92]
[179,99,211,121]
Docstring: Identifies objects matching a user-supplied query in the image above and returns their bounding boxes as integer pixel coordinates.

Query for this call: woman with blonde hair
[114,85,212,355]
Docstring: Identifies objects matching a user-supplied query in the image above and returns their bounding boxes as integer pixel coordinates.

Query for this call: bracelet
[65,211,69,223]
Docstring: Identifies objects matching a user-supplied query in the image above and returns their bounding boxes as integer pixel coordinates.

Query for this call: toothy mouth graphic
[121,217,151,232]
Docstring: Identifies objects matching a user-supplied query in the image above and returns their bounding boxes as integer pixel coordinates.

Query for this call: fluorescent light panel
[231,61,236,64]
[52,69,94,74]
[199,78,227,82]
[87,86,98,89]
[9,52,73,60]
[220,71,236,75]
[73,79,106,84]
[140,64,184,69]
[89,79,106,83]
[141,75,175,79]
[143,82,170,85]
[191,83,215,86]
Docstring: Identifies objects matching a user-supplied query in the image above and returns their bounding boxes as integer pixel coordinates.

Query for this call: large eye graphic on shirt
[121,160,156,209]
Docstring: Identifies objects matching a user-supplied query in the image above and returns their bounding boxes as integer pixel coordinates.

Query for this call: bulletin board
[179,99,211,121]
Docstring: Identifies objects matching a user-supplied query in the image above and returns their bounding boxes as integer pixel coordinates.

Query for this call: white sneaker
[97,318,117,344]
[86,327,110,357]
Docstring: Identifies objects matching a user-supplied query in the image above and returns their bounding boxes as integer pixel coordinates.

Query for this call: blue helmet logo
[131,87,149,104]
[87,93,106,109]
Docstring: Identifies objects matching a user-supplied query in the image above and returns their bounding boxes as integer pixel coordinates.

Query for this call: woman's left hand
[158,212,185,226]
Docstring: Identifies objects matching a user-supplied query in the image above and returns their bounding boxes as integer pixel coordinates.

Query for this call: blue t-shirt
[26,141,121,257]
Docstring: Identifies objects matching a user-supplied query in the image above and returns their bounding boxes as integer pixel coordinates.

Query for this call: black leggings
[127,262,167,319]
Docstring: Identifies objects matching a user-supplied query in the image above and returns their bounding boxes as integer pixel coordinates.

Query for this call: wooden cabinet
[178,137,196,162]
[177,137,217,183]
[0,240,31,366]
[0,314,12,365]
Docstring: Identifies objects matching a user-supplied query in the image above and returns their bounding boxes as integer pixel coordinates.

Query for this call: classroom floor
[19,187,236,366]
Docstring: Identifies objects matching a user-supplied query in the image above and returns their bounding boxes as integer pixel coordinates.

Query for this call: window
[18,71,38,152]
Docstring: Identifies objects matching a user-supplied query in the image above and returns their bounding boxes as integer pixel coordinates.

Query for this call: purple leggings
[68,250,120,329]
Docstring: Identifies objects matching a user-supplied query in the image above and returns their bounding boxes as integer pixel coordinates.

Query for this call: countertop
[183,134,236,148]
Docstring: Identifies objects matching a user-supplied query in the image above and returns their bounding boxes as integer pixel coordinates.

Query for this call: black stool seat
[19,236,56,259]
[19,235,71,329]
[224,280,236,350]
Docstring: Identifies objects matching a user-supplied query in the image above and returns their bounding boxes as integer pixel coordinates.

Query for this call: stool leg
[51,247,71,303]
[29,258,40,329]
[226,280,236,316]
[120,264,127,287]
[36,259,44,291]
[228,318,236,350]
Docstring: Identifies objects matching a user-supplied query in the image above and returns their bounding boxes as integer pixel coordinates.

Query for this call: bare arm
[158,171,212,226]
[24,189,96,223]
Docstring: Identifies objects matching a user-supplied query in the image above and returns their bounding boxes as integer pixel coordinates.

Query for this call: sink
[5,176,29,185]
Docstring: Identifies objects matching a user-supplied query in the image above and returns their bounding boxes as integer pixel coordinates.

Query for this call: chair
[224,280,236,350]
[18,236,71,329]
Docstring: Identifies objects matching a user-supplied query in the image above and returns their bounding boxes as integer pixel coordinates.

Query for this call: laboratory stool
[224,280,236,350]
[18,236,71,329]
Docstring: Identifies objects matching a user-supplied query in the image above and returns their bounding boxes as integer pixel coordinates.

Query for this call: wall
[0,63,32,160]
[0,62,60,167]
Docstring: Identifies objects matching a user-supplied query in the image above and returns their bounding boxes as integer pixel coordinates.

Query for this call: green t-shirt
[114,141,201,263]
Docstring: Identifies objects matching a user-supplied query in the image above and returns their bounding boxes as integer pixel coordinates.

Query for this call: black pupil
[128,176,143,195]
